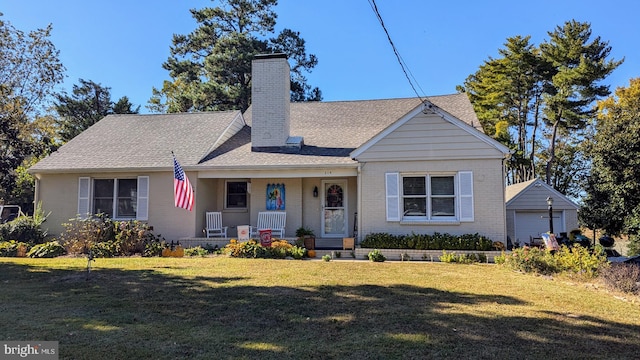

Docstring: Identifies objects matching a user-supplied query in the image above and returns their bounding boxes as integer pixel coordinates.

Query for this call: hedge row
[360,232,494,251]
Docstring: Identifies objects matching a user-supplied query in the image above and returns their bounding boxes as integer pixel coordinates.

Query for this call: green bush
[0,240,30,257]
[439,250,486,264]
[27,241,66,258]
[600,263,640,294]
[0,216,47,244]
[90,241,118,258]
[361,232,493,251]
[322,254,331,262]
[185,246,209,257]
[502,246,558,275]
[500,245,608,277]
[144,236,167,257]
[555,244,608,278]
[368,249,386,262]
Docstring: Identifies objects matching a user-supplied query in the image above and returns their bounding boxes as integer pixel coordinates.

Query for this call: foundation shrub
[361,232,493,251]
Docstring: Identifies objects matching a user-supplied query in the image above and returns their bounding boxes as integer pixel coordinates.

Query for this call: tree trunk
[546,120,560,185]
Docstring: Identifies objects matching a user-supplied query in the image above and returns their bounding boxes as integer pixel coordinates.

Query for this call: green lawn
[1,257,639,359]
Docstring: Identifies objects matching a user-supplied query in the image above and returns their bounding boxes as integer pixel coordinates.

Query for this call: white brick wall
[251,55,291,147]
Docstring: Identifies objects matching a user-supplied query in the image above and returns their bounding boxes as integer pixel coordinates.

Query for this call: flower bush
[224,239,306,259]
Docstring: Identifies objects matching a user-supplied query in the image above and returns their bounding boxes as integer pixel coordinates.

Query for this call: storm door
[321,180,348,237]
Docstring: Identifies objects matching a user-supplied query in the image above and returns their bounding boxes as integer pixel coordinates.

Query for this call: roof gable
[506,178,579,209]
[350,98,510,160]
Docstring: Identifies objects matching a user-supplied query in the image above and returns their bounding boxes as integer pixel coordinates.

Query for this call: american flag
[173,154,194,211]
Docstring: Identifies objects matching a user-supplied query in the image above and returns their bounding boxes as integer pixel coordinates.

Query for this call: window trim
[401,173,457,222]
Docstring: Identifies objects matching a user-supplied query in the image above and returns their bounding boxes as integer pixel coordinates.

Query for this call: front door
[321,180,348,238]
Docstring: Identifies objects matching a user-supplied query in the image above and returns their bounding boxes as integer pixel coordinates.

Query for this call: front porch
[178,237,347,250]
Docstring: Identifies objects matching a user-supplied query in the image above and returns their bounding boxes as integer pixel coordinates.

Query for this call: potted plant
[296,226,315,250]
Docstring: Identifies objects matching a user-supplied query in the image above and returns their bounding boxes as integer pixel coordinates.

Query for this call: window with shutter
[389,171,474,223]
[78,177,148,220]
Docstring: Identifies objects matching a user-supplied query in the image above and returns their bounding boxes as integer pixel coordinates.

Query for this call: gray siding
[356,113,505,161]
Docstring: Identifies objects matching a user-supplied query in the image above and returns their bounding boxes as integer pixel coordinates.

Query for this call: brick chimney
[251,53,292,150]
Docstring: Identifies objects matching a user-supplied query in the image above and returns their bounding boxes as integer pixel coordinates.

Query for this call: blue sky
[3,1,639,113]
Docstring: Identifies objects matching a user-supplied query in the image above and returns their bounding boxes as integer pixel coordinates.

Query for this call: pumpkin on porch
[307,250,316,258]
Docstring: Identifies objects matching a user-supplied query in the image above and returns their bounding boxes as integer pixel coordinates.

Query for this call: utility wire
[367,0,427,102]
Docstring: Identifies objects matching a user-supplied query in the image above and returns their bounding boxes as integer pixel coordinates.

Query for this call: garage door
[514,211,563,244]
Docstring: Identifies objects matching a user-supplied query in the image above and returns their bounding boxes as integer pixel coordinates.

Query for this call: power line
[367,0,427,102]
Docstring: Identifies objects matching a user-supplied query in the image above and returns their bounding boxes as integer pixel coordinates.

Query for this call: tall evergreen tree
[148,0,321,113]
[461,36,549,184]
[54,79,112,142]
[540,20,622,184]
[54,80,139,142]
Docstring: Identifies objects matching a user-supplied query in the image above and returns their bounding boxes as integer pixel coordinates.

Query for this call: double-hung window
[93,179,138,219]
[386,171,473,223]
[78,176,149,220]
[402,175,455,220]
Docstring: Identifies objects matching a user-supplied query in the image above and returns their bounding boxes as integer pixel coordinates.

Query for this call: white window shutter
[458,171,474,222]
[385,172,400,221]
[136,176,149,221]
[78,177,90,219]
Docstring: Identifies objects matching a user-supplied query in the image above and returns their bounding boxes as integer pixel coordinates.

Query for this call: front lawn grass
[1,257,639,359]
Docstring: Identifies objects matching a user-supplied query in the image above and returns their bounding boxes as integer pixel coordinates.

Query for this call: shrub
[144,236,167,257]
[555,244,608,278]
[0,240,30,257]
[184,246,209,257]
[59,214,115,255]
[322,254,331,262]
[361,232,493,251]
[27,241,66,258]
[502,246,558,275]
[439,250,485,264]
[0,216,47,244]
[224,239,306,259]
[494,252,507,265]
[114,220,153,256]
[600,263,640,294]
[368,249,386,262]
[500,245,608,277]
[90,241,118,258]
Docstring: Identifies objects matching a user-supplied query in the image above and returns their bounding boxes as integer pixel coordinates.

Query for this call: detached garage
[506,179,579,246]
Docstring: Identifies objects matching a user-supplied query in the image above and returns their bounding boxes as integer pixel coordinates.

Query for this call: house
[29,54,511,247]
[505,178,579,245]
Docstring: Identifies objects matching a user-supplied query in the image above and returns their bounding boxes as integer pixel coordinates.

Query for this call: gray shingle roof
[30,111,241,172]
[30,93,482,173]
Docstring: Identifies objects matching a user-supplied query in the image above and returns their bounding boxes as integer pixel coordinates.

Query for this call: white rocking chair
[205,212,228,238]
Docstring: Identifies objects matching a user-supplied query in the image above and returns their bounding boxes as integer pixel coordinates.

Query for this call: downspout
[33,176,40,209]
[502,153,511,246]
[356,163,363,245]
